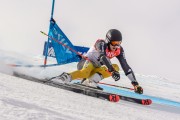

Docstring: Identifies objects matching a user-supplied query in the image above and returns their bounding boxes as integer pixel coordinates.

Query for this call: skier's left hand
[112,71,120,81]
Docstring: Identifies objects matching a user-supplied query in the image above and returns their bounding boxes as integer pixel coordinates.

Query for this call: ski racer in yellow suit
[58,29,143,94]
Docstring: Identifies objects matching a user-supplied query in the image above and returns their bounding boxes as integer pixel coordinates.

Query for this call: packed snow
[0,50,180,120]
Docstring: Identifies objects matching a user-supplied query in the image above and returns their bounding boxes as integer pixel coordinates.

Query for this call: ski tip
[142,99,152,105]
[109,94,120,102]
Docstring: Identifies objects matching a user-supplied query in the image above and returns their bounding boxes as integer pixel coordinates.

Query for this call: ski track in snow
[0,50,180,120]
[0,73,180,120]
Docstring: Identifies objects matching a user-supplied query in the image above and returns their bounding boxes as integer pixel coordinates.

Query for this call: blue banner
[44,18,89,65]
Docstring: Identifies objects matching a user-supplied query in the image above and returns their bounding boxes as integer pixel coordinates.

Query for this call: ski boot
[82,73,103,90]
[57,72,72,83]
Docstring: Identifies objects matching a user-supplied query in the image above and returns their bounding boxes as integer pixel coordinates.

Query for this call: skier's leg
[57,60,95,82]
[70,60,95,80]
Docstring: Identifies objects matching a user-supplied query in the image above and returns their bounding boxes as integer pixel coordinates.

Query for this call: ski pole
[99,82,134,90]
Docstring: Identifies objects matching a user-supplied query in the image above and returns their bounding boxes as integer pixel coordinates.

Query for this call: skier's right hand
[134,85,143,94]
[131,81,143,94]
[112,71,120,81]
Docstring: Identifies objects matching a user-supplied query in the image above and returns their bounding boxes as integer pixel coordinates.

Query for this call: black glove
[112,71,120,81]
[131,81,143,94]
[134,85,143,94]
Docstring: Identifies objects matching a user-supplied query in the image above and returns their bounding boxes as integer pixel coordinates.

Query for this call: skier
[56,29,143,94]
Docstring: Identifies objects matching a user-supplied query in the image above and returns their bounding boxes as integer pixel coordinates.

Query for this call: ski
[47,82,120,102]
[13,72,152,105]
[119,95,152,105]
[71,83,152,105]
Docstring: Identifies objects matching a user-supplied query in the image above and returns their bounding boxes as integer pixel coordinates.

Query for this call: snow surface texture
[0,73,180,120]
[0,50,180,120]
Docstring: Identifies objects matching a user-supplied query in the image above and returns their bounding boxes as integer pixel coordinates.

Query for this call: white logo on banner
[53,28,73,54]
[48,47,55,57]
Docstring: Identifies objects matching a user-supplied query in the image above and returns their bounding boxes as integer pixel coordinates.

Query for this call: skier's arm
[116,47,143,94]
[94,40,106,56]
[116,47,138,84]
[95,40,114,72]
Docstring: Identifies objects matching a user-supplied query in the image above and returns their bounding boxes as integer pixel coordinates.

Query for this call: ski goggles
[110,41,121,46]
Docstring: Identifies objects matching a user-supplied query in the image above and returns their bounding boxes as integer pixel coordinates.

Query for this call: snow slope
[0,50,180,120]
[0,73,180,120]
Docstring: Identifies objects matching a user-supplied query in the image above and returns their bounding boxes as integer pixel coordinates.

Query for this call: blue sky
[0,0,180,81]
